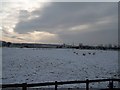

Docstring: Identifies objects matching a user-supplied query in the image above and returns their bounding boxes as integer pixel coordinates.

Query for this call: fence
[1,78,120,90]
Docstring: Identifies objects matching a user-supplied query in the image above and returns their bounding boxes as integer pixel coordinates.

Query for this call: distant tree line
[0,41,120,50]
[0,41,12,47]
[57,43,120,50]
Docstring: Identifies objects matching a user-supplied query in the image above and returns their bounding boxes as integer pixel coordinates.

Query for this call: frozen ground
[1,48,119,88]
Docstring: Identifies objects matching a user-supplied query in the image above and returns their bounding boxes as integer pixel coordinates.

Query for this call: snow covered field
[1,48,118,88]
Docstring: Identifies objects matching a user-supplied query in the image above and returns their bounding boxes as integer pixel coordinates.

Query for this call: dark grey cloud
[58,21,118,45]
[14,2,118,45]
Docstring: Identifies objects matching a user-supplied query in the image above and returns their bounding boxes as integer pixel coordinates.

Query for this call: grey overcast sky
[1,1,118,45]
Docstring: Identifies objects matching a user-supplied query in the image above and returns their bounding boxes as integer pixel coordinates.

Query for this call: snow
[1,48,119,88]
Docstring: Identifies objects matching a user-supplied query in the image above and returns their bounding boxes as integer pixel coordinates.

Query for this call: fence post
[55,81,58,90]
[86,79,89,90]
[22,83,27,90]
[108,80,113,90]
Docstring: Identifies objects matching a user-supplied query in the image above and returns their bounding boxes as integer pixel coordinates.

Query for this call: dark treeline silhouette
[0,41,120,50]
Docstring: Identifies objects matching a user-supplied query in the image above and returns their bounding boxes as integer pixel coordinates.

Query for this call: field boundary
[1,78,120,90]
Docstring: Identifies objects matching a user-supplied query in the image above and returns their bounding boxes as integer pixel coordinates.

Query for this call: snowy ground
[1,48,119,88]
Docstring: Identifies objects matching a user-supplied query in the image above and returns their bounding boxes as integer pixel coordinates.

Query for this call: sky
[0,0,118,45]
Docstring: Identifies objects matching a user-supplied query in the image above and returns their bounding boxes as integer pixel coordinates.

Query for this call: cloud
[2,1,58,43]
[2,2,118,45]
[58,21,118,45]
[3,29,60,44]
[14,2,117,33]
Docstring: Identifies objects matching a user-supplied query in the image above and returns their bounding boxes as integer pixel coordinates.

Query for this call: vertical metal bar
[55,81,58,90]
[22,83,27,90]
[86,79,89,90]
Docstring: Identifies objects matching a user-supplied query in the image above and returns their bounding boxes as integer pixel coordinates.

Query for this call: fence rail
[1,78,120,90]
